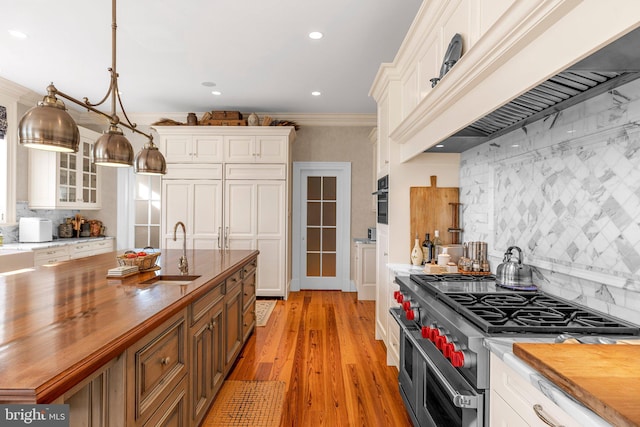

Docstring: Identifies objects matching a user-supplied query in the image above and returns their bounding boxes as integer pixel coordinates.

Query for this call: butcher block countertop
[0,249,258,404]
[513,343,640,427]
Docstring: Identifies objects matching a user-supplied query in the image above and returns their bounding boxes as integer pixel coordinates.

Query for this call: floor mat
[203,380,286,427]
[255,300,277,327]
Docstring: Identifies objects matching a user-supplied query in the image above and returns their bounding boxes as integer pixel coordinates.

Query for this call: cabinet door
[79,137,99,207]
[224,135,256,162]
[255,135,287,163]
[192,135,224,163]
[190,298,224,426]
[224,283,243,373]
[225,180,286,297]
[162,179,222,250]
[162,135,194,163]
[375,225,389,342]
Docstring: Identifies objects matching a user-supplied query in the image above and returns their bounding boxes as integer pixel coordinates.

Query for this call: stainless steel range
[391,273,640,427]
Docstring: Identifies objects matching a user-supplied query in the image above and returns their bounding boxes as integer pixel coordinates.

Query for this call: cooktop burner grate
[442,292,640,335]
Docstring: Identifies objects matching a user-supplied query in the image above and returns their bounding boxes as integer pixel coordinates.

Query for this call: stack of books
[107,265,139,277]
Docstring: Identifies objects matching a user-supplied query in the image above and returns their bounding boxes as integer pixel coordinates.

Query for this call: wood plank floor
[219,290,413,426]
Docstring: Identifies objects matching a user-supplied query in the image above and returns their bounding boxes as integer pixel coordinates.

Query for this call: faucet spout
[173,221,188,274]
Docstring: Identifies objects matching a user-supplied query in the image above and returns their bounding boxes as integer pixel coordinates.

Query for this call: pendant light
[17,0,166,175]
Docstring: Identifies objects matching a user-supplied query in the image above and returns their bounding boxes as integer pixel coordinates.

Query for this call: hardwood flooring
[220,290,413,426]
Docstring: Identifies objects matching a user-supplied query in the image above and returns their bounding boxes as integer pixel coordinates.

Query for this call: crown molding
[125,112,376,127]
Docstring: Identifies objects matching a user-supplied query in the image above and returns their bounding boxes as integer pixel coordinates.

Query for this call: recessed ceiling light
[211,90,222,96]
[311,91,321,96]
[435,144,444,148]
[202,82,216,87]
[511,144,520,148]
[8,30,27,39]
[308,31,323,40]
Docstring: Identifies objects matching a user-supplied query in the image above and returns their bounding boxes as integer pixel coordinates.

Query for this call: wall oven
[373,175,388,224]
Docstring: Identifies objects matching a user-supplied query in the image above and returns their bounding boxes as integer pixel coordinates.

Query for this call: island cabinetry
[490,353,581,427]
[126,309,188,427]
[28,126,102,210]
[241,258,257,341]
[224,269,244,374]
[61,354,126,427]
[189,283,225,426]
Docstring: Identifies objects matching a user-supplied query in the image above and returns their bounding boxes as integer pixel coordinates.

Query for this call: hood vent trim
[428,70,640,153]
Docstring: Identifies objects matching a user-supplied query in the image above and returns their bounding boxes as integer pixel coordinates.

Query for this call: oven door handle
[412,331,480,409]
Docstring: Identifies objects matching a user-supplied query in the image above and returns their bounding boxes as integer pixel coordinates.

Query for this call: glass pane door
[306,176,337,277]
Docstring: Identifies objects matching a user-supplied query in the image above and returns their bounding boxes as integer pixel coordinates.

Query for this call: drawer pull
[533,404,564,427]
[160,357,171,366]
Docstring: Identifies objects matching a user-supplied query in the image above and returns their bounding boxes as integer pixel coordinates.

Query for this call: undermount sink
[140,275,201,286]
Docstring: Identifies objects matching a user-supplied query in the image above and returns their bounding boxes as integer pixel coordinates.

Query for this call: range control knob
[435,335,448,350]
[443,341,457,359]
[393,291,401,301]
[402,300,412,311]
[451,351,465,368]
[406,309,416,320]
[397,294,404,303]
[421,326,431,339]
[451,350,476,369]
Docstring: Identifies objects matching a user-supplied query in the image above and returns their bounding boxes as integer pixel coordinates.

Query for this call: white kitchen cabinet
[490,353,583,427]
[28,126,102,210]
[375,224,389,343]
[154,126,295,298]
[33,238,115,267]
[224,134,288,163]
[158,131,224,163]
[354,241,376,300]
[162,176,223,251]
[225,178,286,297]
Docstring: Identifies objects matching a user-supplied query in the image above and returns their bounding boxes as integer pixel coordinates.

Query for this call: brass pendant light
[17,0,166,175]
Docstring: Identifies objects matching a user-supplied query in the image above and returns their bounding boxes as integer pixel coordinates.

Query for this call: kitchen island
[0,248,258,426]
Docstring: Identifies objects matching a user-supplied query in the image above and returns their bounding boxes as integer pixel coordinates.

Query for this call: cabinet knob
[160,357,171,366]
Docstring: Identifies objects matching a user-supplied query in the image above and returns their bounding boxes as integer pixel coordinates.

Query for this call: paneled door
[292,162,351,291]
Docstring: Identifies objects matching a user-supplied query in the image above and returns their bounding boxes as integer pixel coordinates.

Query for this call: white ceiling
[0,0,421,116]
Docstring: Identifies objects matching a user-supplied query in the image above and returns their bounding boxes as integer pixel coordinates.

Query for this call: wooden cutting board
[513,343,640,427]
[410,176,459,253]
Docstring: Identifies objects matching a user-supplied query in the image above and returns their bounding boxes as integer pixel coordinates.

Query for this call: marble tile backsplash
[0,201,79,243]
[460,78,640,325]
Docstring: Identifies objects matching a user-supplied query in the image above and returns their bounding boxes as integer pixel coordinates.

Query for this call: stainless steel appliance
[392,274,640,426]
[372,175,388,225]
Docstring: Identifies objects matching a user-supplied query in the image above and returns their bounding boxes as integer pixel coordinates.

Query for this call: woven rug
[203,380,286,427]
[255,300,277,327]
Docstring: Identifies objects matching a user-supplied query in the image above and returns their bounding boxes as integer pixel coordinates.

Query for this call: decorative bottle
[421,233,433,264]
[411,234,423,266]
[432,230,442,260]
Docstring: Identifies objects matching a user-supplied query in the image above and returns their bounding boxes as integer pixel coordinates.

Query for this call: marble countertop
[485,338,612,427]
[2,236,115,251]
[353,238,376,244]
[388,263,425,276]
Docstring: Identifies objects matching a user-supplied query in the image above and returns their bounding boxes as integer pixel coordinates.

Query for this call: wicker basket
[117,248,160,271]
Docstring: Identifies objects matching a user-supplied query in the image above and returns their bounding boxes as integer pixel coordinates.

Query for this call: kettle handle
[505,246,523,264]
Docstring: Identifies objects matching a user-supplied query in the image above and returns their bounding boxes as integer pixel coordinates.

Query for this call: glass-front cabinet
[29,126,102,210]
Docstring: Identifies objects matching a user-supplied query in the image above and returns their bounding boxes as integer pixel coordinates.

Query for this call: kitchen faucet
[173,221,188,275]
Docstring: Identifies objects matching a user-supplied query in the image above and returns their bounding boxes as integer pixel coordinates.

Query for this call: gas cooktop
[409,274,640,336]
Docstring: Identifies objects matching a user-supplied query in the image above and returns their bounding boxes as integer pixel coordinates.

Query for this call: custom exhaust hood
[426,27,640,153]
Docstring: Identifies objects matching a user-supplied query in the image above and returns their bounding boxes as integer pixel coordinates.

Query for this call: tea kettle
[496,246,536,290]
